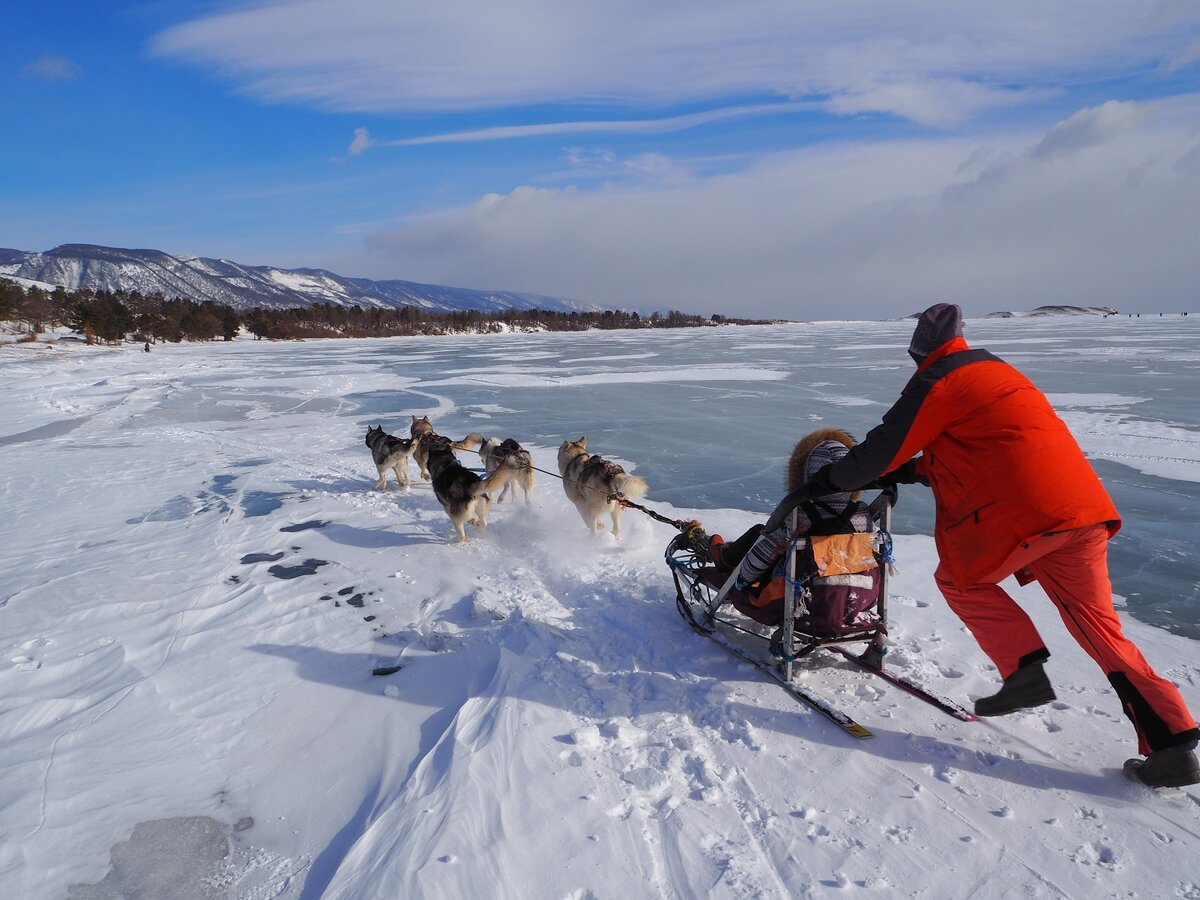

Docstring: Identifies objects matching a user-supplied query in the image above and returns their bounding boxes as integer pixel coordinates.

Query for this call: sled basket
[667,484,898,680]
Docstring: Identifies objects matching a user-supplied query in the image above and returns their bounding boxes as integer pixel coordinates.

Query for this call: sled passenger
[786,302,1199,788]
[701,428,880,635]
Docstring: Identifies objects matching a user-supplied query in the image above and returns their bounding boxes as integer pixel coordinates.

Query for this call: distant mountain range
[904,305,1120,319]
[981,305,1119,318]
[0,244,602,315]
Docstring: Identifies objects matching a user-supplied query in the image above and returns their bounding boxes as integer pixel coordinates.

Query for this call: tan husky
[557,437,648,538]
[480,437,535,505]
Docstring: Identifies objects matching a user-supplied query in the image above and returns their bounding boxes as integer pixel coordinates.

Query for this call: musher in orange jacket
[792,303,1197,788]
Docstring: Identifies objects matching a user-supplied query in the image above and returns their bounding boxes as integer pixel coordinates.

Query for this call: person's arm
[762,351,999,532]
[762,388,934,533]
[825,385,940,491]
[825,349,1000,492]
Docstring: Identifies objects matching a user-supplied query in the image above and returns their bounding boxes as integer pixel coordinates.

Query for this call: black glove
[885,458,930,486]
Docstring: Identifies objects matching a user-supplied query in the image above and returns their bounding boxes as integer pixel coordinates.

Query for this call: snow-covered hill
[0,244,601,314]
[982,305,1120,318]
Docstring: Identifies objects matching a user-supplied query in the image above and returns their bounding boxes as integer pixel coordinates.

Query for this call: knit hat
[909,303,963,362]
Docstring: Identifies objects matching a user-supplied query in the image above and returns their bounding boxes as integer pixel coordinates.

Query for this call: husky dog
[365,425,416,490]
[480,437,535,505]
[410,415,484,481]
[557,437,648,538]
[425,438,515,542]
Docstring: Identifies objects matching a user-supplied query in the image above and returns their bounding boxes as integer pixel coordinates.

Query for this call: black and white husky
[426,438,518,542]
[410,415,483,481]
[365,425,415,491]
[557,437,648,538]
[479,437,535,505]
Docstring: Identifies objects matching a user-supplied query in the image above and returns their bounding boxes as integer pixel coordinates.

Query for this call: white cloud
[825,80,1046,129]
[21,54,81,81]
[354,96,1200,318]
[347,127,374,156]
[151,1,1198,126]
[1033,100,1145,158]
[374,103,817,148]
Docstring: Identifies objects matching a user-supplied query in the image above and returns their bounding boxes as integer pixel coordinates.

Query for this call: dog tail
[615,473,648,499]
[453,433,484,451]
[483,460,517,496]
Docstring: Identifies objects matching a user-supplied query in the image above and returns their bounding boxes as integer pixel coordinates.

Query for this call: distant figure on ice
[699,428,879,638]
[143,341,151,353]
[783,303,1198,788]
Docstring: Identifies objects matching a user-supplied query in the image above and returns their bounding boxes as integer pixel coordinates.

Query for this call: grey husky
[410,415,483,481]
[557,437,648,538]
[365,425,416,490]
[480,437,535,505]
[426,438,518,542]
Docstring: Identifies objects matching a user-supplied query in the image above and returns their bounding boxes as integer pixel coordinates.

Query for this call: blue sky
[5,1,1200,318]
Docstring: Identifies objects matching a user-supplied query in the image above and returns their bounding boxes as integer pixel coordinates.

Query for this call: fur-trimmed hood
[786,427,856,492]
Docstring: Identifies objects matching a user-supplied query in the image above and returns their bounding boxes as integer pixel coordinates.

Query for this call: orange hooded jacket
[827,336,1120,587]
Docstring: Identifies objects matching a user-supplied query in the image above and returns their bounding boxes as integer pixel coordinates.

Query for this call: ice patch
[67,817,229,900]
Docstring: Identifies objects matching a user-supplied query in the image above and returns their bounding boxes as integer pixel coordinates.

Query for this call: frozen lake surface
[345,315,1200,638]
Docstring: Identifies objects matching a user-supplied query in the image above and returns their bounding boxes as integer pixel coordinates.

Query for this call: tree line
[0,280,774,344]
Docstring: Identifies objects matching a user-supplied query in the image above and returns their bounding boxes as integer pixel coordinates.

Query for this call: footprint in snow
[1069,842,1118,869]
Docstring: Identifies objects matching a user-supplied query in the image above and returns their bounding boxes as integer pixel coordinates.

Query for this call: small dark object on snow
[241,551,285,564]
[372,665,403,676]
[1123,745,1200,788]
[280,520,328,533]
[267,559,329,580]
[974,660,1056,716]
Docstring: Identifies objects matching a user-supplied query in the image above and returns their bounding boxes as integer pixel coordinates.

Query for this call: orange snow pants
[935,523,1198,754]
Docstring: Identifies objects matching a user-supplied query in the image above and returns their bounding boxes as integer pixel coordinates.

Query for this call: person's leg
[934,563,1048,679]
[710,524,764,572]
[1028,525,1199,755]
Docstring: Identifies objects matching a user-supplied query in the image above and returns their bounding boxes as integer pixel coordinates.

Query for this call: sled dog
[480,437,535,505]
[410,415,483,481]
[557,437,648,538]
[425,438,514,542]
[364,425,416,491]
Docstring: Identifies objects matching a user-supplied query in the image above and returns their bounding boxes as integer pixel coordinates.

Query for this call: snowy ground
[1,330,1198,899]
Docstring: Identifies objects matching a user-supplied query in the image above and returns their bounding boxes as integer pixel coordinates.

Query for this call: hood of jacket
[786,427,856,492]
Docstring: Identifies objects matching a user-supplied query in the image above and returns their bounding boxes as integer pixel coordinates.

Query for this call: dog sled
[666,484,975,731]
[667,483,898,677]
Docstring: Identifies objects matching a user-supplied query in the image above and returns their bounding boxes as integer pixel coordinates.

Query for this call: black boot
[974,661,1056,716]
[1123,746,1200,788]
